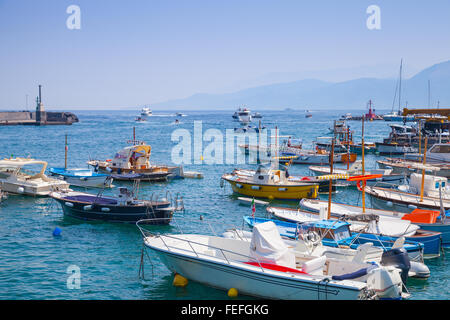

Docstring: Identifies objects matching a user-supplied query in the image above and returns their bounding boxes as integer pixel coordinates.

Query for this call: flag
[251,198,256,217]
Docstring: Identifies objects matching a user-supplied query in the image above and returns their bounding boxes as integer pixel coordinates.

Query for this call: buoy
[52,227,62,237]
[268,195,274,200]
[173,273,188,287]
[386,201,393,207]
[228,288,238,298]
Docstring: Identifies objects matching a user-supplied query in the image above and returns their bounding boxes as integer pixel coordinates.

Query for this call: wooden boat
[309,160,405,188]
[231,168,338,193]
[87,129,184,180]
[0,158,70,196]
[50,187,177,224]
[221,166,319,200]
[138,219,406,300]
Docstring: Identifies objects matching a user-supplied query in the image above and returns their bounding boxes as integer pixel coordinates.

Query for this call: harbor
[3,0,450,309]
[0,108,449,301]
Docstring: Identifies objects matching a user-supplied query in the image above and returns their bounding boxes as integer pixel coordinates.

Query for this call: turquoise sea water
[0,109,448,300]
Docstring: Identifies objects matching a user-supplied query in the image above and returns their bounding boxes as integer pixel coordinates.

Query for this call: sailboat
[382,59,415,122]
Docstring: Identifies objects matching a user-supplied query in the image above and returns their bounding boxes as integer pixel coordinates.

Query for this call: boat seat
[301,256,327,275]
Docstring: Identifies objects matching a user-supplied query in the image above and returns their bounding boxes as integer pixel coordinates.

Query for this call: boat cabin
[111,143,152,171]
[251,166,290,185]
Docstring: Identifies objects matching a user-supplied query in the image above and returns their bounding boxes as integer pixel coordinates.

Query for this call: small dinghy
[49,167,113,188]
[50,187,177,224]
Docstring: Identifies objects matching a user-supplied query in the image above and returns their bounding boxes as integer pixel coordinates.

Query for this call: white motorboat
[404,143,450,163]
[268,205,419,238]
[138,219,406,300]
[365,173,450,212]
[0,158,70,196]
[141,106,152,116]
[377,158,450,178]
[232,107,252,120]
[308,160,405,187]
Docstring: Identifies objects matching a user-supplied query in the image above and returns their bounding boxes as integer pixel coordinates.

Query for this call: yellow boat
[221,166,319,200]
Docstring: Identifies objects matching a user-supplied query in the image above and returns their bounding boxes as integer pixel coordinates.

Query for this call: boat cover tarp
[250,221,296,269]
[63,195,117,205]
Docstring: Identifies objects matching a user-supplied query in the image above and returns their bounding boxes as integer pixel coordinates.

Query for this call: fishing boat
[309,160,405,188]
[141,106,152,116]
[50,187,180,224]
[221,165,319,200]
[233,168,339,193]
[87,129,184,180]
[305,110,312,118]
[0,158,70,196]
[244,216,424,262]
[138,219,406,300]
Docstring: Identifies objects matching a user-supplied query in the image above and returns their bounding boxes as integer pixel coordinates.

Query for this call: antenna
[398,59,403,113]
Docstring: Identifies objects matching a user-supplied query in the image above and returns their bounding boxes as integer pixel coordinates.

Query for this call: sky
[1,0,450,110]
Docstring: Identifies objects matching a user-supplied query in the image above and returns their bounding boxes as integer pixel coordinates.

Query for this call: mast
[65,134,68,169]
[327,138,335,220]
[420,137,428,202]
[361,116,366,213]
[398,59,403,114]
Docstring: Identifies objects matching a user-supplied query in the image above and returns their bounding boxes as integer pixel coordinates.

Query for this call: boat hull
[149,245,364,300]
[52,197,173,224]
[224,179,319,200]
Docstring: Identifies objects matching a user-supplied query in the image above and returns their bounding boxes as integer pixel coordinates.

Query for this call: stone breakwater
[0,111,79,125]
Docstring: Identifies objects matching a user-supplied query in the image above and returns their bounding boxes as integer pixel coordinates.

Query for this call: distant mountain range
[153,60,450,110]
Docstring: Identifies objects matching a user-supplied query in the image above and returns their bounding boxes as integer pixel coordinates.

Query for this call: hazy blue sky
[1,0,450,109]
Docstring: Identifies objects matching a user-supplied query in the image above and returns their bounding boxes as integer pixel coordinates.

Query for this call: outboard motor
[380,247,410,289]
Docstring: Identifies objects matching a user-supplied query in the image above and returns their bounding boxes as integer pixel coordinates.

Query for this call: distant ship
[141,107,152,116]
[305,110,312,118]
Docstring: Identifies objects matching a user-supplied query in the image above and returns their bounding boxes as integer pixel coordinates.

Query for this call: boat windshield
[429,144,450,154]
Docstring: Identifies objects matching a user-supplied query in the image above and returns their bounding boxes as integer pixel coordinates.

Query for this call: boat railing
[136,218,271,274]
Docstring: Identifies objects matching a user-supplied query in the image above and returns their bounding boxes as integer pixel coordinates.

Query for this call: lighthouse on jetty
[35,84,47,125]
[0,85,79,126]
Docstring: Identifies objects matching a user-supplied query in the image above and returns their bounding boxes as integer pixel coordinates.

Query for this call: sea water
[0,109,447,300]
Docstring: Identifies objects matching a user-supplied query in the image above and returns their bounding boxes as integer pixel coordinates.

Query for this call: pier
[0,85,79,126]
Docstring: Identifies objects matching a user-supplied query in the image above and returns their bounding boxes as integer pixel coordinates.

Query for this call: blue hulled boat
[244,216,424,261]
